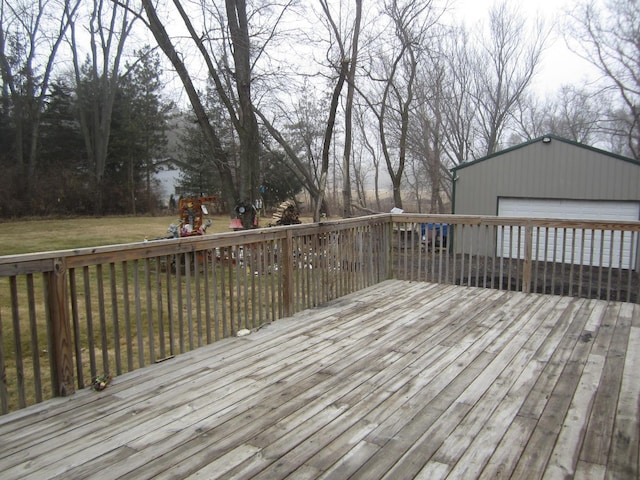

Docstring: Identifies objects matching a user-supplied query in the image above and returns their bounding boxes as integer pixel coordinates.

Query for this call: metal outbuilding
[451,134,640,269]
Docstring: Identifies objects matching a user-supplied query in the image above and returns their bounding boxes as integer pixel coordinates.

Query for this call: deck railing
[393,214,640,303]
[1,213,639,414]
[0,216,391,415]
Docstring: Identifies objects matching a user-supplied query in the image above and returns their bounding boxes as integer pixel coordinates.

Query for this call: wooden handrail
[1,213,639,415]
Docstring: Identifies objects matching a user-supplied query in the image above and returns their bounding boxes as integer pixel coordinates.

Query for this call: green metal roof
[450,134,640,173]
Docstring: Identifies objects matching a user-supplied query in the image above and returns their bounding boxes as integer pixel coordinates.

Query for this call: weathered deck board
[0,280,637,480]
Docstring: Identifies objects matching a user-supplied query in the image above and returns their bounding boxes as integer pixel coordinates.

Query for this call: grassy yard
[0,213,299,413]
[0,214,259,256]
[0,213,316,256]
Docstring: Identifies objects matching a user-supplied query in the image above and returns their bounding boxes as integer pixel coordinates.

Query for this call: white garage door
[497,198,639,269]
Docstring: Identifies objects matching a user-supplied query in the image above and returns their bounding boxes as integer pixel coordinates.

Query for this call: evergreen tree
[175,83,237,209]
[122,48,173,212]
[175,120,226,202]
[108,47,173,214]
[38,81,90,214]
[260,151,304,210]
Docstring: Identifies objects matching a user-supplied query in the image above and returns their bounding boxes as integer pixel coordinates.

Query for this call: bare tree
[351,141,369,208]
[140,1,237,212]
[567,0,640,158]
[360,0,439,210]
[314,56,349,220]
[512,93,553,141]
[256,105,324,208]
[67,0,139,214]
[341,0,362,218]
[255,90,324,209]
[241,1,365,221]
[439,25,478,166]
[401,24,477,212]
[224,0,261,225]
[141,0,296,226]
[403,155,426,212]
[408,36,452,213]
[472,1,549,155]
[313,0,355,221]
[355,105,383,211]
[0,0,80,206]
[514,85,603,143]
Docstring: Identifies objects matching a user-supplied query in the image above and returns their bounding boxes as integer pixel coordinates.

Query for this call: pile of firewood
[269,199,301,226]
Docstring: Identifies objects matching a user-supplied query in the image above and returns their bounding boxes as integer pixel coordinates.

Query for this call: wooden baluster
[46,258,74,397]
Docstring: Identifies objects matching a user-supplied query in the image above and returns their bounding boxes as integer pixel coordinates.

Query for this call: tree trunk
[142,0,238,210]
[225,0,261,228]
[315,58,350,222]
[341,0,362,218]
[128,153,136,215]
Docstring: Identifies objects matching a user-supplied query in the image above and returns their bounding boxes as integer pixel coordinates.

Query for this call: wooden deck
[0,280,638,479]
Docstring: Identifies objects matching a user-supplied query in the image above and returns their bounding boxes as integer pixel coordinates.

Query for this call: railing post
[522,224,533,294]
[46,258,75,396]
[282,230,294,317]
[387,219,394,280]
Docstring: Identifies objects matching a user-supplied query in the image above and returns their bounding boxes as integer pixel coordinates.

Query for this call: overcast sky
[447,0,600,94]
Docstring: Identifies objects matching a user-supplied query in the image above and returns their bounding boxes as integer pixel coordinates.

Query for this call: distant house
[451,134,640,269]
[156,165,181,205]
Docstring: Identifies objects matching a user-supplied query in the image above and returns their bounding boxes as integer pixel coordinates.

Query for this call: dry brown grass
[0,213,309,256]
[0,213,316,413]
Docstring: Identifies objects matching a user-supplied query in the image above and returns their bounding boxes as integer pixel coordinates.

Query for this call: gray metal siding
[453,140,640,216]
